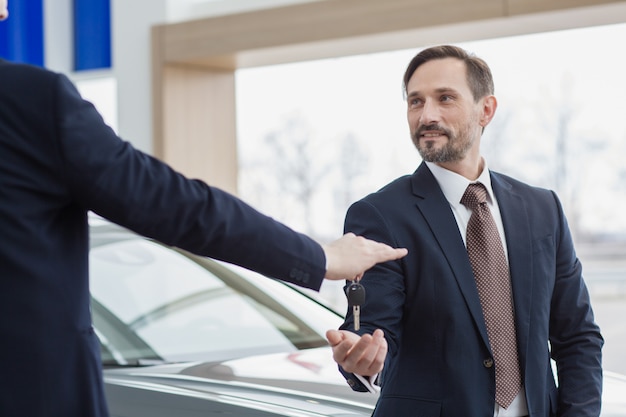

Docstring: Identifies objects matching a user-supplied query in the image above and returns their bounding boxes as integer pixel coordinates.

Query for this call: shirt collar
[424,160,495,207]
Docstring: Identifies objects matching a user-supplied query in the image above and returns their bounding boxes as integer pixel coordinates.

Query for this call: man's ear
[0,2,8,21]
[479,95,497,127]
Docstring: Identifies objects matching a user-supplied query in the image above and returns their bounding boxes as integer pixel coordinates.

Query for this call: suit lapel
[411,163,491,349]
[490,173,533,363]
[410,166,534,364]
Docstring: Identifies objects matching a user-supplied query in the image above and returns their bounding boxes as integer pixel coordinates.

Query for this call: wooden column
[152,26,238,194]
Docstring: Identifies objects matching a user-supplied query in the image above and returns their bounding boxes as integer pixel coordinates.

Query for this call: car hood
[105,349,626,417]
[104,347,377,417]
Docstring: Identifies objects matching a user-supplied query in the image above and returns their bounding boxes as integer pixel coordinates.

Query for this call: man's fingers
[322,233,408,281]
[327,330,358,364]
[326,329,344,346]
[377,244,408,261]
[355,331,387,375]
[367,330,388,374]
[327,329,388,376]
[339,332,387,376]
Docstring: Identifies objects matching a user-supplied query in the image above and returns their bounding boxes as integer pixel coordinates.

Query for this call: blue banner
[74,0,111,70]
[0,0,44,66]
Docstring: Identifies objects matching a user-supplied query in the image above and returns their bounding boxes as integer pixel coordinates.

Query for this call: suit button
[483,358,494,368]
[290,269,305,281]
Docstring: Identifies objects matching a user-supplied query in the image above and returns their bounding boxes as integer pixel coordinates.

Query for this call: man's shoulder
[347,175,415,216]
[363,174,413,200]
[491,170,553,195]
[490,171,560,212]
[1,59,51,74]
[0,60,60,88]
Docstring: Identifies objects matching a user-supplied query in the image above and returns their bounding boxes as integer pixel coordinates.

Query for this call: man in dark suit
[0,3,408,416]
[327,45,603,416]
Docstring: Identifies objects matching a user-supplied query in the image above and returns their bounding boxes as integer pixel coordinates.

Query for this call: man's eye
[441,95,453,102]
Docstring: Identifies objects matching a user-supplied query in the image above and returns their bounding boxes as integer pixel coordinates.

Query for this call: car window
[90,238,341,365]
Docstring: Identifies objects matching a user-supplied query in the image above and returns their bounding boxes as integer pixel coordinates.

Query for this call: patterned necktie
[461,183,521,409]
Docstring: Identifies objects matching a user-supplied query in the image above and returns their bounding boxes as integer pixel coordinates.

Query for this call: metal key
[346,281,366,331]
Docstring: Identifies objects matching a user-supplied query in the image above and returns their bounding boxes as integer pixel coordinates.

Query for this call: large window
[73,22,626,377]
[236,23,626,375]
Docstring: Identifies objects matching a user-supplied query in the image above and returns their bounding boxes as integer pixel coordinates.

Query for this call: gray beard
[414,134,472,163]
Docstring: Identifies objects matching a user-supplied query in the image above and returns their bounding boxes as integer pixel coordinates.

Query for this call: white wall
[43,0,72,74]
[110,0,166,153]
[41,0,314,153]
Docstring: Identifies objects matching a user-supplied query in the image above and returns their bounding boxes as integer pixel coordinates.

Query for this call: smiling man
[327,45,603,417]
[407,56,488,171]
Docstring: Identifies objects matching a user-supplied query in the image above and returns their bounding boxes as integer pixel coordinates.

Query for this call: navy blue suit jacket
[0,60,326,416]
[340,162,603,417]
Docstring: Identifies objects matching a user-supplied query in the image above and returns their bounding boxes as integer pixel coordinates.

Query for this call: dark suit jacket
[0,60,326,416]
[340,162,603,417]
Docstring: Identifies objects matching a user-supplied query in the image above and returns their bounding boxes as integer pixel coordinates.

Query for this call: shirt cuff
[355,373,381,394]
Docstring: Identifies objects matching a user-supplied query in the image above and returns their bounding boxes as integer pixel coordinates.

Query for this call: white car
[89,220,626,416]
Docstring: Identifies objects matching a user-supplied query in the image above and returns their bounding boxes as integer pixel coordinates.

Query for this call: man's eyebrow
[407,87,459,98]
[435,87,459,94]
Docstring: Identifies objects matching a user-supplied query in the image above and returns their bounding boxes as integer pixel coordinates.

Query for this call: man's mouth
[421,131,447,139]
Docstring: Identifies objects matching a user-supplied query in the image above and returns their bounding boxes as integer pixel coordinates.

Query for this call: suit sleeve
[52,73,326,290]
[339,198,406,391]
[548,191,603,416]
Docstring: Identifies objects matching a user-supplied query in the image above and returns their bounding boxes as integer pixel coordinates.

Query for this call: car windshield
[89,233,342,366]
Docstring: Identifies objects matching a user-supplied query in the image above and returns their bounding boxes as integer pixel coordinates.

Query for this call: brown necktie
[461,183,521,409]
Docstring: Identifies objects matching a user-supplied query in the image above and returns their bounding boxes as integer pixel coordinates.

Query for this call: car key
[346,280,366,331]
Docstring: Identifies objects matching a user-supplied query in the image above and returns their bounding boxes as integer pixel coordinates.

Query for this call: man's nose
[419,100,440,125]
